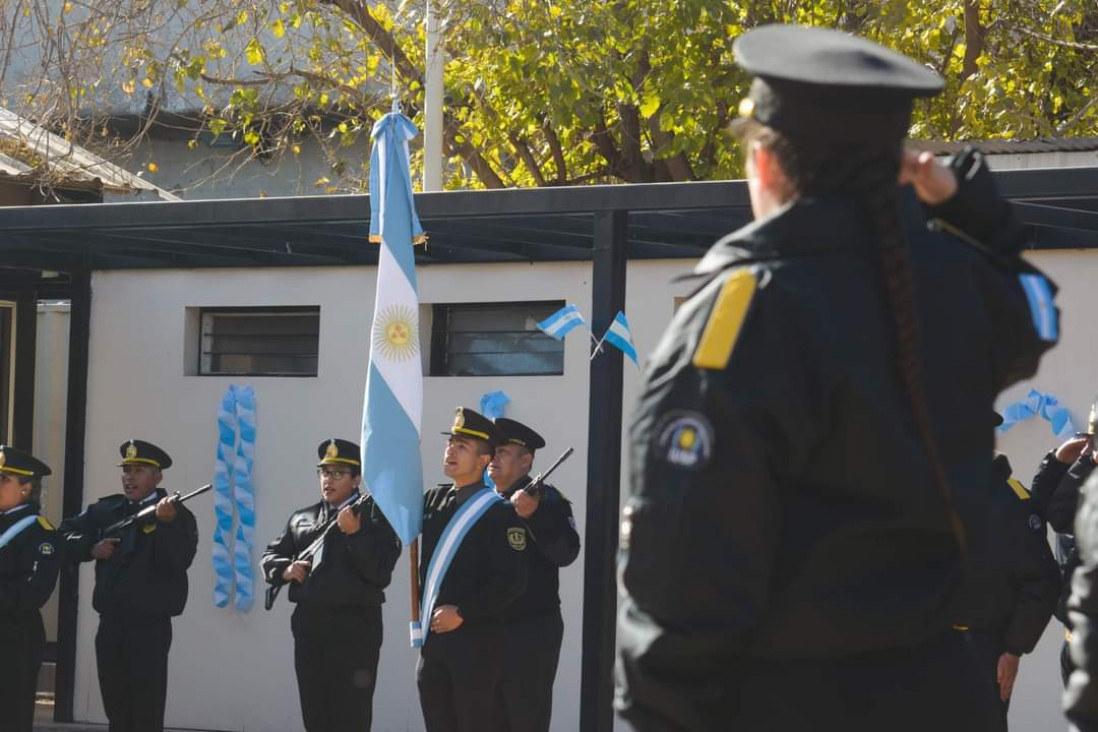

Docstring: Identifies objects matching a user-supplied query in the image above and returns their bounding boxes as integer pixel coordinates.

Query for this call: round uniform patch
[507,527,527,552]
[654,411,714,472]
[1029,514,1044,532]
[38,542,54,556]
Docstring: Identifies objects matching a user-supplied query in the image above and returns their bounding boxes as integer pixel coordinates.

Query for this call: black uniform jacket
[1065,471,1098,731]
[420,481,527,625]
[60,489,198,618]
[260,493,400,607]
[0,503,62,613]
[1031,450,1095,625]
[617,154,1057,728]
[953,454,1058,655]
[500,476,580,621]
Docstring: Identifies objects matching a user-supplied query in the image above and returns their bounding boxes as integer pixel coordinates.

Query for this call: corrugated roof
[0,108,179,201]
[913,137,1098,155]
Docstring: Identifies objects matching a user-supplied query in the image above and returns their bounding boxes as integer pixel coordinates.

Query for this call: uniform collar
[328,491,359,511]
[453,479,487,508]
[497,474,533,498]
[129,490,162,507]
[0,503,31,516]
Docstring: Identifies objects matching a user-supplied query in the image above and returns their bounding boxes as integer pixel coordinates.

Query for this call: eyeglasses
[317,469,350,479]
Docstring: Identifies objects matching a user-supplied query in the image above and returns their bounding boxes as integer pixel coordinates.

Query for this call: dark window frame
[429,300,566,378]
[198,305,320,378]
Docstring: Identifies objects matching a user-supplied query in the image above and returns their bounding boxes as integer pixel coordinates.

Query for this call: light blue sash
[412,487,503,648]
[0,514,38,550]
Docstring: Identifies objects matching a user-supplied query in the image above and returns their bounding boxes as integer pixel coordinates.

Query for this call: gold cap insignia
[453,408,465,431]
[325,440,339,460]
[738,97,756,119]
[125,441,138,460]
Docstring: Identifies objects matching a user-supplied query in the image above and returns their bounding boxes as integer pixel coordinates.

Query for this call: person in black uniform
[417,408,528,732]
[488,418,580,732]
[0,446,60,732]
[952,431,1059,731]
[260,438,400,732]
[1031,407,1097,686]
[1065,465,1098,730]
[59,440,197,732]
[616,25,1059,732]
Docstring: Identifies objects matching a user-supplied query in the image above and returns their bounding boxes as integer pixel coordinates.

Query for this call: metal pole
[423,0,444,191]
[579,210,627,732]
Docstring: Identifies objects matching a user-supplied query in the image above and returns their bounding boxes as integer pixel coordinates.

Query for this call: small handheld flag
[537,304,586,340]
[602,311,639,365]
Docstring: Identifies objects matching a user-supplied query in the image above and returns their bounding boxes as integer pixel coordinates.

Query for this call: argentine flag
[361,111,425,546]
[537,304,586,340]
[603,310,639,365]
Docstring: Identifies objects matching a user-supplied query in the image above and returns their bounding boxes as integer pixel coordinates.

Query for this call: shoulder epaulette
[37,515,55,531]
[1007,477,1030,501]
[693,269,757,370]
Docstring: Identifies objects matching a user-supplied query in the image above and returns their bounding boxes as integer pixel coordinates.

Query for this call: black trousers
[417,622,506,732]
[964,631,1010,732]
[498,610,564,732]
[95,615,173,732]
[0,610,44,732]
[292,603,383,732]
[722,632,997,732]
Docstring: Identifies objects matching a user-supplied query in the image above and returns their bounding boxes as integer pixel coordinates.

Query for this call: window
[198,307,320,376]
[429,301,565,377]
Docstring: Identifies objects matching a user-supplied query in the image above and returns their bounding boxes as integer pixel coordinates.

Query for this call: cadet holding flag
[417,408,528,732]
[0,446,60,732]
[489,418,580,732]
[617,25,1059,731]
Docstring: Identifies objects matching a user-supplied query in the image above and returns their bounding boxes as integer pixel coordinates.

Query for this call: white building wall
[71,249,1089,731]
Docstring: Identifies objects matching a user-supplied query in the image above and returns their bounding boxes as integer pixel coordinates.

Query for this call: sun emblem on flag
[373,305,420,361]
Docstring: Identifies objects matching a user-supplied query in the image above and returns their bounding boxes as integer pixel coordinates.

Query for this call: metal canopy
[1,166,1097,276]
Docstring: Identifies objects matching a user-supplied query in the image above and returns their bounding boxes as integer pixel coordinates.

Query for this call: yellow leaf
[314,176,330,186]
[292,144,301,155]
[147,162,159,172]
[187,139,198,149]
[122,79,136,94]
[63,1,73,12]
[271,19,286,38]
[142,78,153,88]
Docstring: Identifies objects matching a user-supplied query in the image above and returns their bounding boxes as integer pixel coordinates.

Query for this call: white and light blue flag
[536,304,586,340]
[362,110,425,548]
[603,310,639,366]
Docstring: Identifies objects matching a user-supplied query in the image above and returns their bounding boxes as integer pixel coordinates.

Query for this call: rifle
[520,447,574,499]
[264,491,373,611]
[101,484,212,537]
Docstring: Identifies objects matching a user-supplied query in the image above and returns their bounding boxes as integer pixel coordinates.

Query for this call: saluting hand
[1057,436,1091,465]
[155,496,179,523]
[511,489,540,519]
[283,560,311,584]
[337,505,362,535]
[898,150,958,206]
[431,605,463,633]
[91,537,120,560]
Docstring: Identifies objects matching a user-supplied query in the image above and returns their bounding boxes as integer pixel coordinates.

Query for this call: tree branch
[1010,23,1098,50]
[541,121,567,184]
[508,133,547,186]
[317,0,422,83]
[960,0,986,81]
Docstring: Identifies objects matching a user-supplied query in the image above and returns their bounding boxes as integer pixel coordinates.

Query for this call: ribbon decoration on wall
[479,390,511,490]
[997,388,1077,441]
[213,384,257,611]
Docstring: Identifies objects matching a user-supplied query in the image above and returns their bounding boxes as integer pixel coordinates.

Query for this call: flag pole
[410,538,421,627]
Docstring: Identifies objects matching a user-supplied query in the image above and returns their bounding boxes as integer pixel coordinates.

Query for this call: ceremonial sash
[0,514,39,550]
[412,487,503,648]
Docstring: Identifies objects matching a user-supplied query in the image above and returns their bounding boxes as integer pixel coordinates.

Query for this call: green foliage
[5,0,1098,189]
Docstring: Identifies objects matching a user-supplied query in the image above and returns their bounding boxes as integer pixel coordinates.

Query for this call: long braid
[751,125,965,550]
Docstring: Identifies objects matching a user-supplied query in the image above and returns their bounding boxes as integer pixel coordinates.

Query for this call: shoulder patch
[654,411,714,472]
[693,269,756,370]
[1008,478,1030,501]
[38,541,55,556]
[37,516,54,531]
[142,523,157,534]
[1029,514,1044,532]
[507,526,527,552]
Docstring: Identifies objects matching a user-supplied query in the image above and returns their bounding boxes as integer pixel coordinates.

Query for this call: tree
[2,0,1097,192]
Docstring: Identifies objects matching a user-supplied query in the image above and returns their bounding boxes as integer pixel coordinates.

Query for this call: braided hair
[742,121,965,550]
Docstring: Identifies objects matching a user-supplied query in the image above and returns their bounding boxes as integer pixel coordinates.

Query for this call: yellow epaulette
[692,269,757,370]
[37,515,55,530]
[1007,478,1030,501]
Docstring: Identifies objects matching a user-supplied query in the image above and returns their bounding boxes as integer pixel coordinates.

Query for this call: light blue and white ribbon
[1019,274,1058,342]
[0,514,38,550]
[537,304,586,340]
[601,310,639,365]
[479,391,511,490]
[213,384,257,611]
[998,388,1076,441]
[413,487,504,648]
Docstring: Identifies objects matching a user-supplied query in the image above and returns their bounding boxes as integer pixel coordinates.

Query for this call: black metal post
[579,210,627,732]
[55,273,90,722]
[11,290,38,448]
